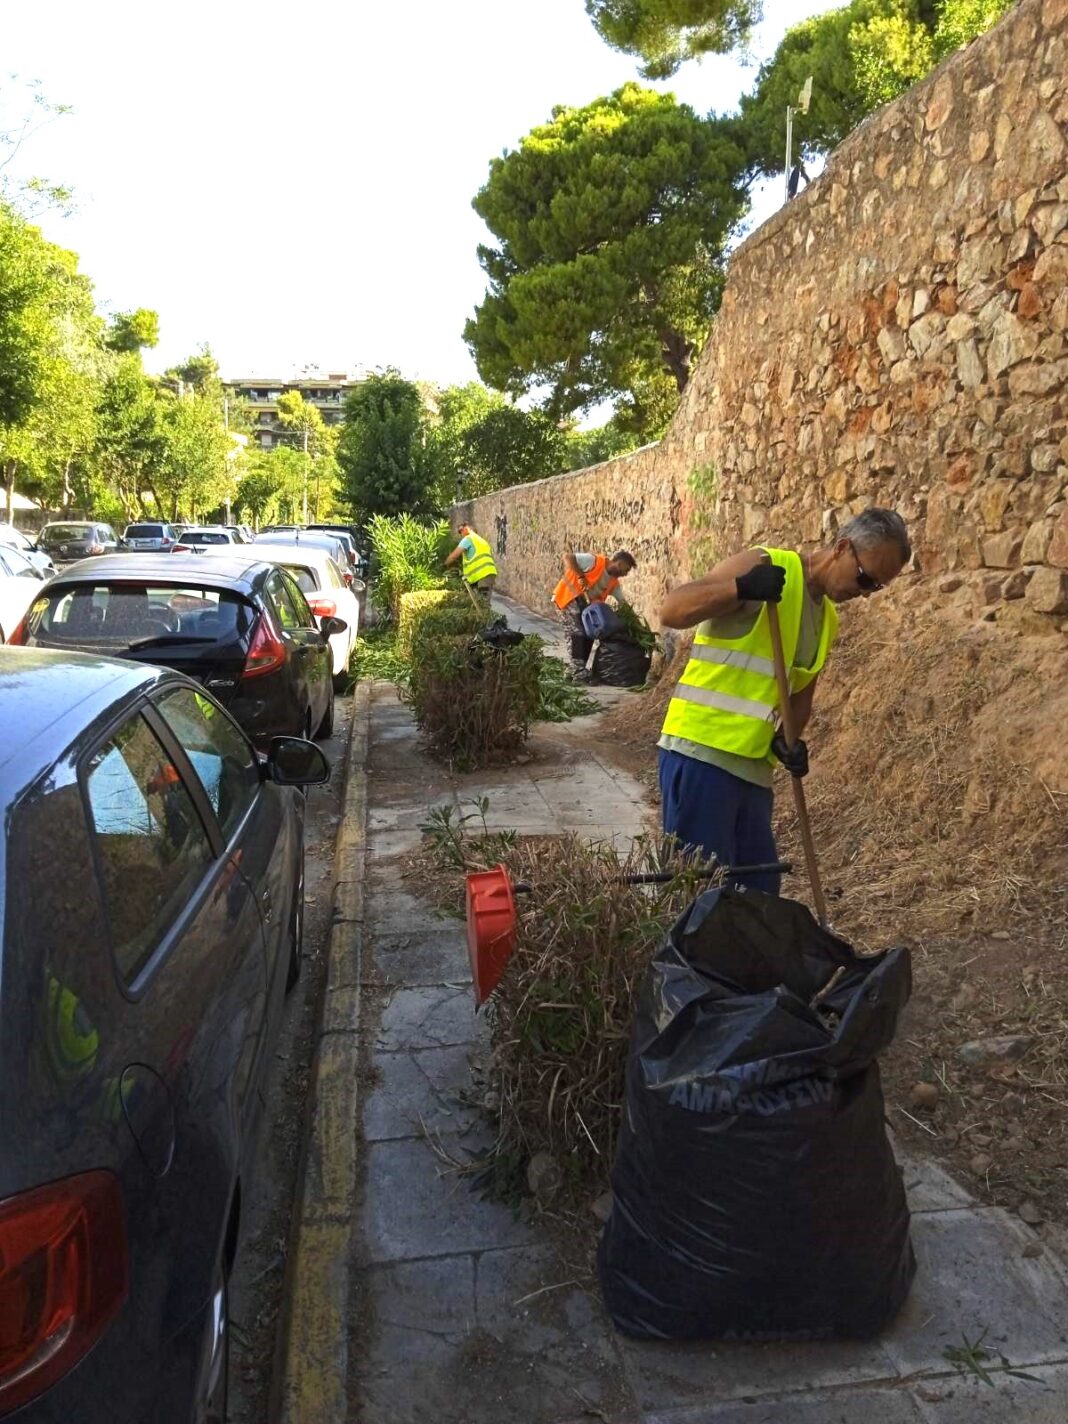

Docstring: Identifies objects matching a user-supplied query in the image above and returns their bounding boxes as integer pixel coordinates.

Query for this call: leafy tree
[156,388,233,521]
[458,405,571,499]
[564,420,644,470]
[105,307,160,354]
[91,355,169,519]
[736,0,1012,178]
[336,370,437,519]
[163,345,220,393]
[465,85,747,437]
[586,0,759,77]
[424,382,506,503]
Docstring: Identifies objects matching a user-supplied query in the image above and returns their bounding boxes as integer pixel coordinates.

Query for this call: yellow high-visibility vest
[660,548,838,760]
[461,532,497,585]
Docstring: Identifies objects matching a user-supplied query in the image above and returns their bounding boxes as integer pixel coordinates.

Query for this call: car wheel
[193,1263,229,1424]
[285,848,305,994]
[315,682,335,740]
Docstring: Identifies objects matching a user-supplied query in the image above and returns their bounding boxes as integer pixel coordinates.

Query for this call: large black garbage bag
[592,637,651,686]
[598,887,915,1342]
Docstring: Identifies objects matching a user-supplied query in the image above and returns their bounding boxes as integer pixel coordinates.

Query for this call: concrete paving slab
[369,796,457,831]
[371,929,471,988]
[376,985,477,1051]
[897,1150,975,1213]
[353,1257,479,1423]
[471,1245,636,1421]
[362,1137,534,1263]
[364,1045,484,1142]
[368,827,424,859]
[366,885,455,938]
[619,1332,901,1413]
[910,1361,1068,1421]
[881,1209,1068,1375]
[641,1385,927,1424]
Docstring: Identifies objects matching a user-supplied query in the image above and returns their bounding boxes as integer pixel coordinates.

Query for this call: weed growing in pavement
[419,797,517,870]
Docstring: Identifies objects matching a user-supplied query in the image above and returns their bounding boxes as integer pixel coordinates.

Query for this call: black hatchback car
[11,554,345,746]
[0,647,328,1420]
[36,522,122,565]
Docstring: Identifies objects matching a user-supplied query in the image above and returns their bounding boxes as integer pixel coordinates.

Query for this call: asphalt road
[227,690,354,1422]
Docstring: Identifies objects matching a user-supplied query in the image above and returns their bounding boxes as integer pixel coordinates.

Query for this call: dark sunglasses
[851,543,883,593]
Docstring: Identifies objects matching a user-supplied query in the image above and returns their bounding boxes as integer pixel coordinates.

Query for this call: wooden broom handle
[766,601,829,928]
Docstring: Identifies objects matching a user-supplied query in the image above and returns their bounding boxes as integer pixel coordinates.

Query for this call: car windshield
[43,524,92,540]
[125,524,164,538]
[21,583,252,647]
[182,531,230,544]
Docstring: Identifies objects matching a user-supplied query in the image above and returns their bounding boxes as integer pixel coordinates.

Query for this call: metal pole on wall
[784,105,793,202]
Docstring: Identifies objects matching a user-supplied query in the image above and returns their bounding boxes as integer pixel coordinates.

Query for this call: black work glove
[771,729,809,778]
[735,562,786,603]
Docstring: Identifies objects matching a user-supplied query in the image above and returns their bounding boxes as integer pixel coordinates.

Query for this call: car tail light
[342,571,353,587]
[0,1172,127,1414]
[307,597,337,619]
[6,617,29,645]
[173,544,190,553]
[243,613,286,678]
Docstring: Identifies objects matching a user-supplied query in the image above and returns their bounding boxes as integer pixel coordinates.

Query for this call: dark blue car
[0,648,328,1421]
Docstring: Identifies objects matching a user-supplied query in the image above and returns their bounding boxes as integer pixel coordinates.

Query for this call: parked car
[0,544,48,641]
[122,521,180,553]
[306,524,368,574]
[203,543,361,688]
[37,521,121,565]
[173,528,240,552]
[255,529,351,572]
[224,525,254,544]
[11,554,346,743]
[0,524,54,577]
[0,645,328,1421]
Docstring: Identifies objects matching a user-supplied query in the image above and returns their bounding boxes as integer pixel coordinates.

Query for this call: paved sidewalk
[346,682,1068,1424]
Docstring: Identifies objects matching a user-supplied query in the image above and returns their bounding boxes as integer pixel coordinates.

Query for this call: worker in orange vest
[552,549,636,680]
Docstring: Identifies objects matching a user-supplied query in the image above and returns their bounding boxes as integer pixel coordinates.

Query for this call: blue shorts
[658,747,781,894]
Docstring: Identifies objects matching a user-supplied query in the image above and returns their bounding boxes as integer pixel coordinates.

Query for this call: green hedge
[397,589,485,657]
[407,633,543,768]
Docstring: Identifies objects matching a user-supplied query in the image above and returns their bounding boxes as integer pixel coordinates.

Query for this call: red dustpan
[465,865,518,1007]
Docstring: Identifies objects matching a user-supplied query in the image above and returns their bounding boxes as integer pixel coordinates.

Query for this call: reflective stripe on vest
[461,532,497,584]
[552,554,619,609]
[660,548,839,760]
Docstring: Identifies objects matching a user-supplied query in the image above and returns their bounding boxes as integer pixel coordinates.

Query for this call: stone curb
[273,680,370,1424]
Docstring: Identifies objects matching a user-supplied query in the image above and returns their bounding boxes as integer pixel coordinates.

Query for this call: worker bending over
[445,524,498,600]
[553,549,636,681]
[658,508,910,892]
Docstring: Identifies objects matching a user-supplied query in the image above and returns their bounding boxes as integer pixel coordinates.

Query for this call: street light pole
[302,425,309,525]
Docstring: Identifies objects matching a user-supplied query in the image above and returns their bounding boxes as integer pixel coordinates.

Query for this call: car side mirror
[349,578,366,595]
[320,615,348,638]
[266,736,330,786]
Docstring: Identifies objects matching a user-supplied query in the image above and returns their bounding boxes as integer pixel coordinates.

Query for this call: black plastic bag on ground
[591,637,650,686]
[598,887,915,1342]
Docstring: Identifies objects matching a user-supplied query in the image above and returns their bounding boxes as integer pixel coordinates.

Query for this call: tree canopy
[336,371,438,520]
[465,84,746,439]
[736,0,1013,177]
[586,0,759,77]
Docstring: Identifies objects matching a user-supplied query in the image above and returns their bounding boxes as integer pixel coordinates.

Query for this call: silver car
[122,521,180,552]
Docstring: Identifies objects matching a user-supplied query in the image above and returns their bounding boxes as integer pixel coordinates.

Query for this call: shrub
[397,589,478,656]
[367,513,453,619]
[407,633,543,767]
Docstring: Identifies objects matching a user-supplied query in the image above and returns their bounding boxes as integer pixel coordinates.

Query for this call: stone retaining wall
[455,0,1068,632]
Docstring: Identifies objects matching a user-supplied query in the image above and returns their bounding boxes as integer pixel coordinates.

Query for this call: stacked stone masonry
[455,0,1068,633]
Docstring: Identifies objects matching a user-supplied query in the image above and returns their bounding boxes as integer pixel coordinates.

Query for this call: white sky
[4,0,828,390]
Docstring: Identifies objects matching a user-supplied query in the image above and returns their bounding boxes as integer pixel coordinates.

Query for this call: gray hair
[838,508,911,563]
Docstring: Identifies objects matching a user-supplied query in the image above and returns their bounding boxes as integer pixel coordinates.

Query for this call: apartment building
[223,372,366,450]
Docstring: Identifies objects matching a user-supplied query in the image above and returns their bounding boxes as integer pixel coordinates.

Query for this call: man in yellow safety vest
[552,549,636,679]
[445,524,498,600]
[658,508,910,893]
